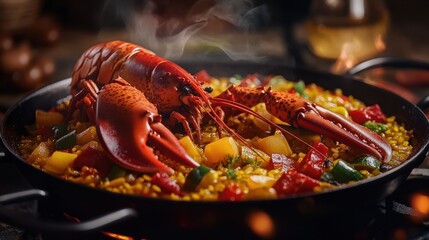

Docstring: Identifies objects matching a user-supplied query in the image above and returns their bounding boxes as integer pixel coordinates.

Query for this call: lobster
[68,40,392,175]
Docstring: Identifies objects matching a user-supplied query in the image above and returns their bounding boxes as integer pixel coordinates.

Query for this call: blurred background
[0,0,428,112]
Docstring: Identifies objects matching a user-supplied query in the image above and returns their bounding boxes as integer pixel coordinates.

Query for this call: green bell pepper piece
[352,155,381,171]
[363,121,388,134]
[183,165,211,191]
[320,172,336,183]
[52,125,68,140]
[330,159,364,183]
[108,164,127,180]
[55,130,76,150]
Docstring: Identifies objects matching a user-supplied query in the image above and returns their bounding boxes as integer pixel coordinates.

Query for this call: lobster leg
[65,80,99,123]
[96,79,199,174]
[213,86,392,163]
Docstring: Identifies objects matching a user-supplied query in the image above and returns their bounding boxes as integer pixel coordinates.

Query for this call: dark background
[0,0,428,109]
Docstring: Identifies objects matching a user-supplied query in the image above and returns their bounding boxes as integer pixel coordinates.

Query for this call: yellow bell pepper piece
[28,142,51,164]
[179,135,202,163]
[240,146,270,167]
[204,137,239,167]
[44,151,77,175]
[196,170,219,190]
[35,110,64,128]
[252,103,272,133]
[254,133,292,156]
[76,126,98,145]
[328,106,349,118]
[245,175,277,190]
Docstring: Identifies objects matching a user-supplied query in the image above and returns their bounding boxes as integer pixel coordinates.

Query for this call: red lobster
[68,40,392,174]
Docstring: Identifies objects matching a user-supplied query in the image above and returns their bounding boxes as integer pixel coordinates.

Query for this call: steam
[109,0,271,61]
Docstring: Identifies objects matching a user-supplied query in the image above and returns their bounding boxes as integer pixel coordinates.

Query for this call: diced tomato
[48,107,60,112]
[239,74,260,87]
[349,104,386,124]
[73,146,112,178]
[296,142,328,179]
[151,172,181,195]
[340,95,348,102]
[218,184,244,201]
[36,125,53,138]
[261,75,273,86]
[194,70,211,84]
[267,154,295,172]
[272,170,321,196]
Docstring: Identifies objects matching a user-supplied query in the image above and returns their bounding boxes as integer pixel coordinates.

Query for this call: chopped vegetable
[204,137,239,167]
[294,80,308,99]
[52,125,68,140]
[28,142,51,164]
[44,151,77,175]
[349,104,386,124]
[254,133,292,156]
[328,106,349,118]
[76,126,98,145]
[273,170,321,196]
[240,146,269,167]
[245,175,277,189]
[222,155,240,179]
[183,165,212,191]
[330,159,364,183]
[107,164,126,180]
[320,172,336,183]
[194,69,211,84]
[197,170,218,190]
[244,188,277,200]
[179,135,202,163]
[363,121,388,134]
[252,103,273,133]
[151,171,181,195]
[36,125,53,138]
[352,155,381,171]
[73,146,112,178]
[55,130,76,150]
[296,142,328,179]
[218,184,243,201]
[35,109,64,128]
[267,153,295,172]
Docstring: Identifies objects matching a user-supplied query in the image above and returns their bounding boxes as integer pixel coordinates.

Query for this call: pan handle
[346,57,429,75]
[347,57,429,112]
[0,189,138,234]
[416,95,429,111]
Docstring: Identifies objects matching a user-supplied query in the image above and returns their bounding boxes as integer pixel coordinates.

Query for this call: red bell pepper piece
[73,146,112,178]
[194,70,211,84]
[151,172,181,196]
[349,104,386,124]
[273,170,321,196]
[239,74,260,87]
[340,95,349,102]
[36,125,53,139]
[218,184,244,201]
[296,142,328,179]
[267,153,296,172]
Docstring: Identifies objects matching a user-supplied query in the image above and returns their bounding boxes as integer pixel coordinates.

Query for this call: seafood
[68,40,392,174]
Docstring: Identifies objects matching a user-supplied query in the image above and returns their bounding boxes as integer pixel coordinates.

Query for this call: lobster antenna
[189,83,261,154]
[210,98,319,153]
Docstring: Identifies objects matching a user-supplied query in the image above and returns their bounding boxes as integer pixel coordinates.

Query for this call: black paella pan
[0,61,428,239]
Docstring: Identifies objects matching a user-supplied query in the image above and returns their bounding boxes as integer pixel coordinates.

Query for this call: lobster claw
[213,86,392,163]
[294,104,392,163]
[96,79,199,174]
